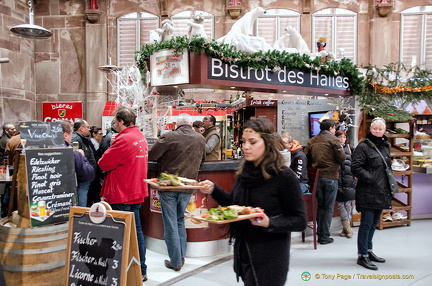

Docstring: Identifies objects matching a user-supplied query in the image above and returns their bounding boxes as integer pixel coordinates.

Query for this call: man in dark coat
[72,119,96,206]
[148,113,206,271]
[304,119,346,245]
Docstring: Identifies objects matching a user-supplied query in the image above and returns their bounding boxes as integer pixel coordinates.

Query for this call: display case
[413,139,432,173]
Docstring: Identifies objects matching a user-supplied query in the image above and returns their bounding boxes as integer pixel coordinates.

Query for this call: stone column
[85,0,107,127]
[369,1,394,67]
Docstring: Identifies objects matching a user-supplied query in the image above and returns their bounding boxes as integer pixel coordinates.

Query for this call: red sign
[42,102,83,122]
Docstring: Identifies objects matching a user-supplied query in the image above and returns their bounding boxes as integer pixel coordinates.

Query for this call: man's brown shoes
[164,258,185,271]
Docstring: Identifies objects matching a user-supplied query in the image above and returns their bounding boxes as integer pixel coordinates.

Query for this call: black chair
[301,167,319,249]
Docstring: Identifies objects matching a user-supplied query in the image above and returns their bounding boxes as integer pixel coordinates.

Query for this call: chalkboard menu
[277,99,333,146]
[25,148,77,227]
[19,121,64,148]
[68,212,125,285]
[66,207,142,286]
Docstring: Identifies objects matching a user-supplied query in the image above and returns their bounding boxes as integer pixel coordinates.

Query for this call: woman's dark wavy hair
[236,118,286,179]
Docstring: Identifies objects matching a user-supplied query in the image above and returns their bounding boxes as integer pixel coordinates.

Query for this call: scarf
[366,131,388,147]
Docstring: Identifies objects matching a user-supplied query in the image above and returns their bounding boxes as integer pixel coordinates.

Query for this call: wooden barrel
[0,222,68,286]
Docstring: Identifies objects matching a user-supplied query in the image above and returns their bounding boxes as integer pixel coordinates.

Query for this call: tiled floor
[144,217,432,286]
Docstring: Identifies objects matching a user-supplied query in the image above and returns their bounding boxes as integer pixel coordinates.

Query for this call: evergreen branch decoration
[135,36,365,95]
[359,62,432,121]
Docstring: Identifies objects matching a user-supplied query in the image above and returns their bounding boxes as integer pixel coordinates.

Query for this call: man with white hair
[149,113,206,272]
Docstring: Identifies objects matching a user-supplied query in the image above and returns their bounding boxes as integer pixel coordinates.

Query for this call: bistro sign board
[25,148,77,227]
[208,57,349,91]
[165,52,352,96]
[42,102,83,122]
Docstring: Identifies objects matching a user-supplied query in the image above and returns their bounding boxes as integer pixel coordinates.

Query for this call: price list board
[25,148,76,227]
[66,207,142,286]
[19,121,64,148]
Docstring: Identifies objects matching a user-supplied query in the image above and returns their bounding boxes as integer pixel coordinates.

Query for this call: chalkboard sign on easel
[25,148,77,227]
[66,206,142,286]
[19,121,64,148]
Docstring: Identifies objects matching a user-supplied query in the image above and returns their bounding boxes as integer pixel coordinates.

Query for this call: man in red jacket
[98,107,149,282]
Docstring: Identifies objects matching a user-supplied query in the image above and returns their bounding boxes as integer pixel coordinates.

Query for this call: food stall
[140,48,355,256]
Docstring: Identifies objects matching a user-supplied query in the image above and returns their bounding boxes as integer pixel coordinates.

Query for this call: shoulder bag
[368,141,399,194]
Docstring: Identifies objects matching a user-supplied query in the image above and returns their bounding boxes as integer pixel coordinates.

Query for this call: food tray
[191,213,263,224]
[144,179,206,190]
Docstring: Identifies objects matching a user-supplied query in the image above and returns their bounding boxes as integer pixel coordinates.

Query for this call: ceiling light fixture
[10,0,52,39]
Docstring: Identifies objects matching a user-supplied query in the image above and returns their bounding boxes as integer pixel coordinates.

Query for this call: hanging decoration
[359,62,432,121]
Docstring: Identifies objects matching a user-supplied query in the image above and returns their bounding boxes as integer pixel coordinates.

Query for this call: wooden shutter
[256,17,277,45]
[425,14,432,69]
[118,20,138,66]
[335,16,356,61]
[256,16,300,47]
[401,14,423,68]
[313,17,333,53]
[139,19,159,45]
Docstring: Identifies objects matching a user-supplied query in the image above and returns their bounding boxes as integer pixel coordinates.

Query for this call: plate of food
[191,205,264,224]
[144,173,206,190]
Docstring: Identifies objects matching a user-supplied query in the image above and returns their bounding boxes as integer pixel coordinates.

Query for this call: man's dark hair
[207,115,216,126]
[58,120,73,134]
[115,107,136,127]
[193,120,204,129]
[320,119,336,131]
[73,119,86,131]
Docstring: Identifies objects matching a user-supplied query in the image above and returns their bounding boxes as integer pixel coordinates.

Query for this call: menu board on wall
[25,148,77,227]
[66,207,142,286]
[19,121,64,148]
[277,99,333,146]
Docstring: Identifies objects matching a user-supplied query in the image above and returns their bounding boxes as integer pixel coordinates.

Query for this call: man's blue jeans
[159,191,191,267]
[357,208,382,256]
[110,203,147,275]
[76,181,91,207]
[316,178,338,241]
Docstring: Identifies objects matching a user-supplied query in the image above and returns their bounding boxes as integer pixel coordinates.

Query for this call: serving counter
[142,160,240,257]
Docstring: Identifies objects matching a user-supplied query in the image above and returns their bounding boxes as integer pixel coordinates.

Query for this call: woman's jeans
[159,191,191,267]
[110,203,147,275]
[357,208,382,256]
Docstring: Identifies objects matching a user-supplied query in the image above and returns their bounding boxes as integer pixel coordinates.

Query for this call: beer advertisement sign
[42,102,83,122]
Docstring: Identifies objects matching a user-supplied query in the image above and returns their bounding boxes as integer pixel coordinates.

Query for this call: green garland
[135,36,365,95]
[359,62,432,121]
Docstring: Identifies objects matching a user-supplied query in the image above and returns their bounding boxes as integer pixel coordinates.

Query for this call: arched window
[117,12,159,66]
[312,8,357,62]
[171,11,214,39]
[400,6,432,69]
[255,9,301,47]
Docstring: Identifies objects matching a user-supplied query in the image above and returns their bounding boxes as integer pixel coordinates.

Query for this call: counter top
[148,159,241,172]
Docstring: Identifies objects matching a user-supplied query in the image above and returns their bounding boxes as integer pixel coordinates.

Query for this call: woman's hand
[198,180,214,194]
[249,208,269,228]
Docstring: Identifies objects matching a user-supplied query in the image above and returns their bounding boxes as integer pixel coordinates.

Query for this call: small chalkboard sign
[25,148,77,227]
[66,206,142,286]
[19,121,64,148]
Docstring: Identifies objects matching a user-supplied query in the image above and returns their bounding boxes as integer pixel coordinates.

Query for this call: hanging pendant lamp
[10,0,52,39]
